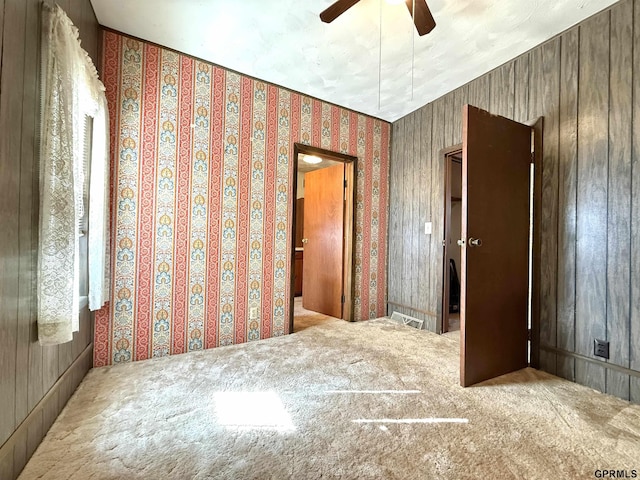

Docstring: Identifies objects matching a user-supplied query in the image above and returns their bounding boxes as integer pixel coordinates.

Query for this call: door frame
[439,117,543,370]
[529,117,543,370]
[289,143,357,333]
[441,144,462,334]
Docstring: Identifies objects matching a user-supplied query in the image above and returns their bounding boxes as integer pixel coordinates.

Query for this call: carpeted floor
[292,296,339,332]
[20,318,640,479]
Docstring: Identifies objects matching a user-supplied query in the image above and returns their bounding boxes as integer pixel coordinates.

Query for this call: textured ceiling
[90,0,618,122]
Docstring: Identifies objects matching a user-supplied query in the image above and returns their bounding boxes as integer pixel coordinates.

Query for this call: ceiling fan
[320,0,436,36]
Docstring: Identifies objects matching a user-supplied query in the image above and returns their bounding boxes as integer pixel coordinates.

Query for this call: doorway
[440,104,543,387]
[442,147,463,335]
[289,144,357,333]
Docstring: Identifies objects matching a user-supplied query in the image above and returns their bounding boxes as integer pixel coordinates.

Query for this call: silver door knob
[302,238,309,244]
[457,239,465,246]
[468,237,482,247]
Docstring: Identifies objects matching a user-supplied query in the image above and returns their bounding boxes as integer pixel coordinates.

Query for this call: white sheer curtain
[38,3,110,345]
[88,95,111,311]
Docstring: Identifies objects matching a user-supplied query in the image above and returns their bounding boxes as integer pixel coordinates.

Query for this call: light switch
[424,222,432,235]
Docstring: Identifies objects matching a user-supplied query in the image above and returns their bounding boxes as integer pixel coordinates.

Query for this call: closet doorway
[440,104,543,387]
[442,148,462,334]
[289,144,356,333]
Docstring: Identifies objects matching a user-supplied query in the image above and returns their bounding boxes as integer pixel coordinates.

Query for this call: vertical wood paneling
[429,98,446,324]
[402,115,414,309]
[56,0,70,12]
[0,0,27,446]
[575,12,610,393]
[445,86,466,146]
[0,453,12,480]
[58,340,74,376]
[0,0,99,477]
[556,27,579,382]
[388,1,640,404]
[13,438,26,480]
[65,0,80,26]
[26,410,43,460]
[16,0,40,428]
[418,104,433,316]
[387,121,403,310]
[80,0,98,63]
[467,74,490,110]
[42,390,59,435]
[631,0,640,404]
[391,117,405,308]
[530,38,561,375]
[42,344,59,400]
[513,54,530,123]
[26,0,43,417]
[411,111,421,311]
[606,0,633,400]
[444,94,454,148]
[489,62,515,119]
[454,86,468,145]
[0,0,5,76]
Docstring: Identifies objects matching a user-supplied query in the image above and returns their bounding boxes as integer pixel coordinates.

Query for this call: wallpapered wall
[94,31,390,367]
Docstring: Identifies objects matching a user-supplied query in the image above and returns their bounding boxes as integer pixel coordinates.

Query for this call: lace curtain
[38,3,110,345]
[88,96,111,312]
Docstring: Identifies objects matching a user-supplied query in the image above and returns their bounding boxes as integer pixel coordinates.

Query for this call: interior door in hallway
[303,163,345,318]
[461,104,532,387]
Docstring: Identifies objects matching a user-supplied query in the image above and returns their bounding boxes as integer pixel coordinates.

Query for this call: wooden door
[302,163,345,318]
[461,104,532,387]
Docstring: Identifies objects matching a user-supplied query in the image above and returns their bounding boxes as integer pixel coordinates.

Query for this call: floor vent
[390,311,424,330]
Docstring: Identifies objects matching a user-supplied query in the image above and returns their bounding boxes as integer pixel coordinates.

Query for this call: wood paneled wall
[0,0,99,478]
[388,0,640,403]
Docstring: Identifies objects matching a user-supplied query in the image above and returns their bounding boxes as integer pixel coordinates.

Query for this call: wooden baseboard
[0,343,93,479]
[386,301,437,318]
[540,344,640,379]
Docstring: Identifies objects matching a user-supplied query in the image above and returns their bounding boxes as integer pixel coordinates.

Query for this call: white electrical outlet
[250,307,258,319]
[424,222,432,235]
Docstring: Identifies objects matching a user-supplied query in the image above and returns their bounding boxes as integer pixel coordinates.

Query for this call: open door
[460,104,532,387]
[302,163,345,318]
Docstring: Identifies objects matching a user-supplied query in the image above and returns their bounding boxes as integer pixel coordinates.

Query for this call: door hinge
[527,329,532,341]
[530,151,535,163]
[341,294,345,304]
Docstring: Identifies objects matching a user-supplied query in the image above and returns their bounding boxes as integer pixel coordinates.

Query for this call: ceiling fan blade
[405,0,436,36]
[320,0,361,23]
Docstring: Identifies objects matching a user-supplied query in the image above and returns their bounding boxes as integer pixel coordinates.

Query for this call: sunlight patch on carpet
[214,391,295,431]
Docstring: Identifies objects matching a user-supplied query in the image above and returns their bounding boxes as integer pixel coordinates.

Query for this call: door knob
[302,238,309,244]
[468,237,482,247]
[457,239,465,247]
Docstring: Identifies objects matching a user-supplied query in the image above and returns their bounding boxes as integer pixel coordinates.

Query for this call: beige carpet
[20,318,640,480]
[292,296,339,332]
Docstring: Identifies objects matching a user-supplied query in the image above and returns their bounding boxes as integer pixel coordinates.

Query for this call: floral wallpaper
[94,31,390,366]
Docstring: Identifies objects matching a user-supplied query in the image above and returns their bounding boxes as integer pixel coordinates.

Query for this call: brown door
[460,104,532,387]
[302,163,345,318]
